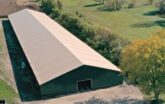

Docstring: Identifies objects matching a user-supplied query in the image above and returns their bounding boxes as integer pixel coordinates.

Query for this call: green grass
[161,94,165,104]
[59,0,164,40]
[0,80,18,104]
[0,30,2,52]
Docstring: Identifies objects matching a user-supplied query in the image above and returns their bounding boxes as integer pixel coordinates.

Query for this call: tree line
[96,0,165,14]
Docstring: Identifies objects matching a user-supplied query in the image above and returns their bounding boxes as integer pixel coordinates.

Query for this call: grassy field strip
[60,0,164,40]
[0,79,18,104]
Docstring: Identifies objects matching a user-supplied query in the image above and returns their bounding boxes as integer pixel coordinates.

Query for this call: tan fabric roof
[8,9,121,85]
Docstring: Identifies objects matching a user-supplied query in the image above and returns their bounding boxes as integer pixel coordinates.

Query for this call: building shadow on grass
[2,20,41,101]
[74,97,146,104]
[131,20,165,28]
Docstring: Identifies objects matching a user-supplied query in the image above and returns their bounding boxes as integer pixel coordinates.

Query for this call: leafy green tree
[120,30,165,103]
[40,0,56,15]
[87,28,130,65]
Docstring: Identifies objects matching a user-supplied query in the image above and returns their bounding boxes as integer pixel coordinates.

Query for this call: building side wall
[40,66,122,98]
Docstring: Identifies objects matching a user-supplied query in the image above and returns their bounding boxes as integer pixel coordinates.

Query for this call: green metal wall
[40,65,123,98]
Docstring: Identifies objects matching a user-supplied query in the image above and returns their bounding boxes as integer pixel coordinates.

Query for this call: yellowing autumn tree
[120,30,165,103]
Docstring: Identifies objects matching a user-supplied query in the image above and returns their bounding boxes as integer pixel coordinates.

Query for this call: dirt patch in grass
[0,80,18,104]
[0,0,39,17]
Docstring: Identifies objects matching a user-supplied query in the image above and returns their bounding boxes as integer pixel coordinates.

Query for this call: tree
[40,0,56,15]
[57,0,63,10]
[105,0,123,11]
[87,28,130,65]
[159,0,165,14]
[128,0,137,8]
[120,30,165,103]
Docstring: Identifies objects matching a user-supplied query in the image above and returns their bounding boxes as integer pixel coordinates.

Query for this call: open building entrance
[77,80,91,91]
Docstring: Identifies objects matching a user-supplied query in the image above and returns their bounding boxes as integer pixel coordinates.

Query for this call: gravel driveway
[22,85,144,104]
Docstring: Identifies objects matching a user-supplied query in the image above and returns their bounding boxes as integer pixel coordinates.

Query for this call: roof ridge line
[27,9,84,65]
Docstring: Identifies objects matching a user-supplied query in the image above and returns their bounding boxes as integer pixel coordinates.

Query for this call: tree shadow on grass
[75,97,146,104]
[155,20,165,27]
[84,3,103,7]
[143,10,160,16]
[131,20,165,28]
[2,20,41,102]
[144,10,165,18]
[97,6,114,12]
[131,21,157,28]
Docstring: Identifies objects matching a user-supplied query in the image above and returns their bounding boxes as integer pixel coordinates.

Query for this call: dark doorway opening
[78,80,91,91]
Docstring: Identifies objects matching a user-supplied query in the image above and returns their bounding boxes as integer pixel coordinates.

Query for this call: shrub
[40,0,56,15]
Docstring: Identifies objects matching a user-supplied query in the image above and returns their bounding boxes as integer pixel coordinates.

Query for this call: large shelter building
[8,9,123,98]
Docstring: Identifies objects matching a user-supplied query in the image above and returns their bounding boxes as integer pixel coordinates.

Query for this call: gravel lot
[22,84,144,104]
[0,0,38,17]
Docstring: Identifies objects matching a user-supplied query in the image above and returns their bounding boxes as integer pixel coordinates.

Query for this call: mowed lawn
[59,0,164,40]
[0,80,18,103]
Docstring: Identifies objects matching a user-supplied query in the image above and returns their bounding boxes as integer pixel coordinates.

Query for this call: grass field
[161,94,165,104]
[59,0,164,40]
[0,80,18,103]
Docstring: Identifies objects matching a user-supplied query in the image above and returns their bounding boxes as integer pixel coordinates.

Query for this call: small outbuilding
[8,9,123,98]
